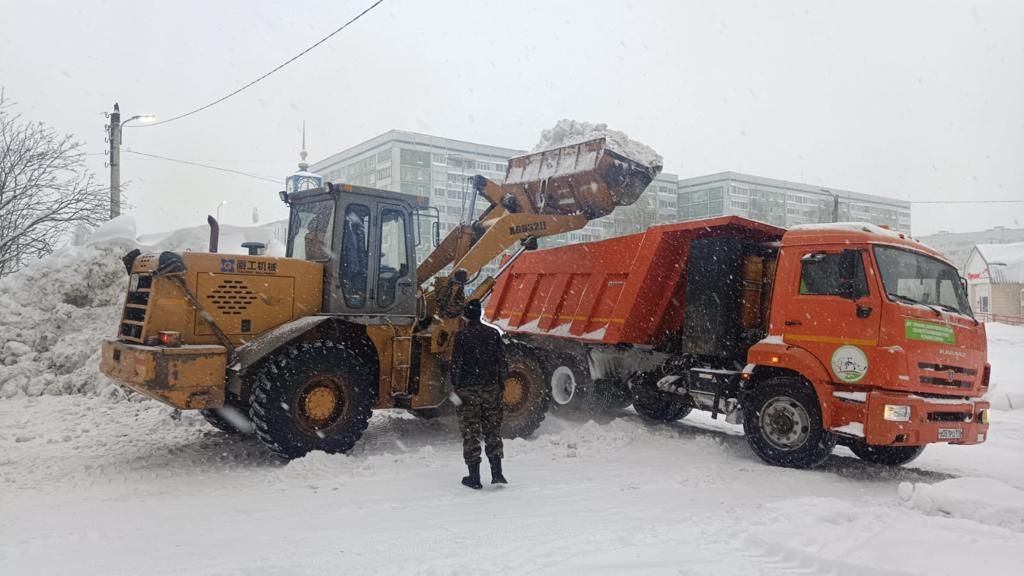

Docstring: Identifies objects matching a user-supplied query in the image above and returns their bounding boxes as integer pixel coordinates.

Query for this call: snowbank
[985,323,1024,410]
[899,477,1024,533]
[0,216,286,399]
[531,119,663,168]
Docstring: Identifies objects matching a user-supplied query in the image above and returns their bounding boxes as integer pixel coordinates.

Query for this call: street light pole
[109,103,121,219]
[107,103,155,219]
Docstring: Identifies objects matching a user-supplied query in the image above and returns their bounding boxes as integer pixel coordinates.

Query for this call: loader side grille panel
[207,279,258,316]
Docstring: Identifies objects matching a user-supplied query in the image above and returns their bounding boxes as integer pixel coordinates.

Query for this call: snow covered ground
[2,225,1024,575]
[1,324,1022,575]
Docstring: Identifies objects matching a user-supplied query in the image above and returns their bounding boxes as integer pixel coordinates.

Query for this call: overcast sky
[2,0,1021,237]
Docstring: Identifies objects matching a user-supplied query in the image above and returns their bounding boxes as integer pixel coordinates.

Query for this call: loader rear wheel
[200,400,252,434]
[849,442,925,466]
[630,373,692,422]
[501,346,550,438]
[743,376,836,469]
[250,340,375,460]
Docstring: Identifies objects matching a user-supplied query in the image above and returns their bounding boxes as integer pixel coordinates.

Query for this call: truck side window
[378,208,408,308]
[341,204,370,308]
[799,252,868,298]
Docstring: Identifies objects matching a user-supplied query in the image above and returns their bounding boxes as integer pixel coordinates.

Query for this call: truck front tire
[743,376,836,469]
[249,340,375,459]
[849,442,925,466]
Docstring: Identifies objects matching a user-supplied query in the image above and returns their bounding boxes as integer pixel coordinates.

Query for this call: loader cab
[285,185,419,325]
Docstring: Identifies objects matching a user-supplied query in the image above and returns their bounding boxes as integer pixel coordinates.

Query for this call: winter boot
[489,457,508,485]
[461,463,482,490]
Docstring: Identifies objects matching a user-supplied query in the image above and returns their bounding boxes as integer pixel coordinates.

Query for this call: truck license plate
[938,428,964,440]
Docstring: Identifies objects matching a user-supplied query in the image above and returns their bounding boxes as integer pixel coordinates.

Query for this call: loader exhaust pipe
[207,215,219,253]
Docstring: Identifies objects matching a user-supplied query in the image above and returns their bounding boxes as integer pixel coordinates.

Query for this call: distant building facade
[675,172,912,234]
[918,227,1024,272]
[964,243,1024,320]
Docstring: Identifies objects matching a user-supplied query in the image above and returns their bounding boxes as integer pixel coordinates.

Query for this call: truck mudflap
[99,339,228,409]
[831,389,990,446]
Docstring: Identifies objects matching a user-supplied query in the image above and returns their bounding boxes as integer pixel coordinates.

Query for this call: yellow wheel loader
[99,138,660,458]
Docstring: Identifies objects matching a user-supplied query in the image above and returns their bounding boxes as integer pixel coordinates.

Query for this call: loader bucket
[503,138,662,220]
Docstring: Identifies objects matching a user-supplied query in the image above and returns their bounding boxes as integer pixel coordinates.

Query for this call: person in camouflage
[450,299,508,489]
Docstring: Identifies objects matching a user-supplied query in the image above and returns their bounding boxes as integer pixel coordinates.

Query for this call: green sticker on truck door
[905,319,955,345]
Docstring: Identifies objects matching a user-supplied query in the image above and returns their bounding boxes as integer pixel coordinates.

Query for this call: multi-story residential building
[918,227,1024,272]
[675,172,912,234]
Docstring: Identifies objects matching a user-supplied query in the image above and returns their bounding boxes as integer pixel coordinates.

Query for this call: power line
[140,0,385,128]
[126,150,281,184]
[911,200,1024,204]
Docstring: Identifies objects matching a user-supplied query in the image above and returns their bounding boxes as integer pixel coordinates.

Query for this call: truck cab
[746,223,989,466]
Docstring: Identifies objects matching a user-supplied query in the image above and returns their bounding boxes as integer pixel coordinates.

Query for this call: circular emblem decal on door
[831,345,868,383]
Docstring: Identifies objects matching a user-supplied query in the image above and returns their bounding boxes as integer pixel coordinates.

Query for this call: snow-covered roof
[788,221,904,239]
[975,243,1024,284]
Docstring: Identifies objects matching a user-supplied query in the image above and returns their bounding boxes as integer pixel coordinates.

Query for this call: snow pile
[0,216,287,400]
[531,119,663,168]
[985,323,1024,410]
[899,477,1024,532]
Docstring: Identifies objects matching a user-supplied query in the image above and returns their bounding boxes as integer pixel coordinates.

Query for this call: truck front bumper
[99,339,228,409]
[833,389,990,446]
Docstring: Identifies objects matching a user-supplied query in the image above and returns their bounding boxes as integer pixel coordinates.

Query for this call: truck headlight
[883,404,911,422]
[978,409,990,425]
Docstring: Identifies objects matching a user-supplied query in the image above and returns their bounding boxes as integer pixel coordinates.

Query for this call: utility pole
[109,103,121,219]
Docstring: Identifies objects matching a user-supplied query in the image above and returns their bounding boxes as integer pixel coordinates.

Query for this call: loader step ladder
[390,335,413,408]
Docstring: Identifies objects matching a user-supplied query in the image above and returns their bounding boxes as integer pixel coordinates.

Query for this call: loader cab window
[287,199,335,262]
[378,208,409,308]
[341,204,371,308]
[799,250,869,298]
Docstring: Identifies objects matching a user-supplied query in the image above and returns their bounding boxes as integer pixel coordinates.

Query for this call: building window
[432,153,447,165]
[434,187,446,197]
[400,149,431,167]
[377,167,392,180]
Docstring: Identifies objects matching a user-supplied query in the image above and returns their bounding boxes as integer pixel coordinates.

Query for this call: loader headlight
[883,404,911,422]
[158,331,182,347]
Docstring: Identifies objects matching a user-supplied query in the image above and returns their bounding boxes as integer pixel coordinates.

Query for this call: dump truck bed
[486,216,784,346]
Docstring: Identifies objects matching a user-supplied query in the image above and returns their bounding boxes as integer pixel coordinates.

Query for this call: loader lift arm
[415,137,661,318]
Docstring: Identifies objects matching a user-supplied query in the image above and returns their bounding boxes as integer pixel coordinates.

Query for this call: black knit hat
[463,299,482,321]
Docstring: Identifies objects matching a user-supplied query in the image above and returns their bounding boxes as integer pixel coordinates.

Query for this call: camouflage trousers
[455,386,504,465]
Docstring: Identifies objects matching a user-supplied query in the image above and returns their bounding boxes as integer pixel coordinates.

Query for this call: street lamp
[216,200,228,222]
[108,103,156,219]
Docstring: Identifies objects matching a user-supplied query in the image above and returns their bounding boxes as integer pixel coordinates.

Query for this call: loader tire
[743,376,836,469]
[200,400,252,434]
[630,373,692,423]
[849,442,925,466]
[250,340,375,460]
[501,346,550,438]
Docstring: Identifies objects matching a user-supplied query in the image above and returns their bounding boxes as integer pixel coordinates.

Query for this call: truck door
[777,247,882,385]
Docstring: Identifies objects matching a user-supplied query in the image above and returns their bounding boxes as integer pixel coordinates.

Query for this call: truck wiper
[934,302,980,325]
[887,292,942,317]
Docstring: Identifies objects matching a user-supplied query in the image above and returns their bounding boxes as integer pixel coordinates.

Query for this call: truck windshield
[873,245,972,317]
[287,199,335,261]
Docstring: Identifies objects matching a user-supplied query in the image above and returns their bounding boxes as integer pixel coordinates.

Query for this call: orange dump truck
[486,216,991,468]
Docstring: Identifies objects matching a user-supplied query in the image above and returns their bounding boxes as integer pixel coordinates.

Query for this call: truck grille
[119,273,153,342]
[918,362,976,389]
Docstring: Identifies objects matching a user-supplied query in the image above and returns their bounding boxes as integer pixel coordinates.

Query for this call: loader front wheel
[743,376,836,469]
[501,346,550,438]
[250,340,375,460]
[849,442,925,467]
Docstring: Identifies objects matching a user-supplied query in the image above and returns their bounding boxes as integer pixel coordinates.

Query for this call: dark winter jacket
[450,319,507,390]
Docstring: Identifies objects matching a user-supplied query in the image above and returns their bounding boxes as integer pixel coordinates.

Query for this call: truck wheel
[548,354,593,414]
[249,340,376,459]
[849,442,925,466]
[743,377,836,469]
[200,401,253,434]
[630,374,692,422]
[501,346,550,438]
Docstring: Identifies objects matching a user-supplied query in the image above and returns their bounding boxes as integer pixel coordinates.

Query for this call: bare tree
[0,94,107,278]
